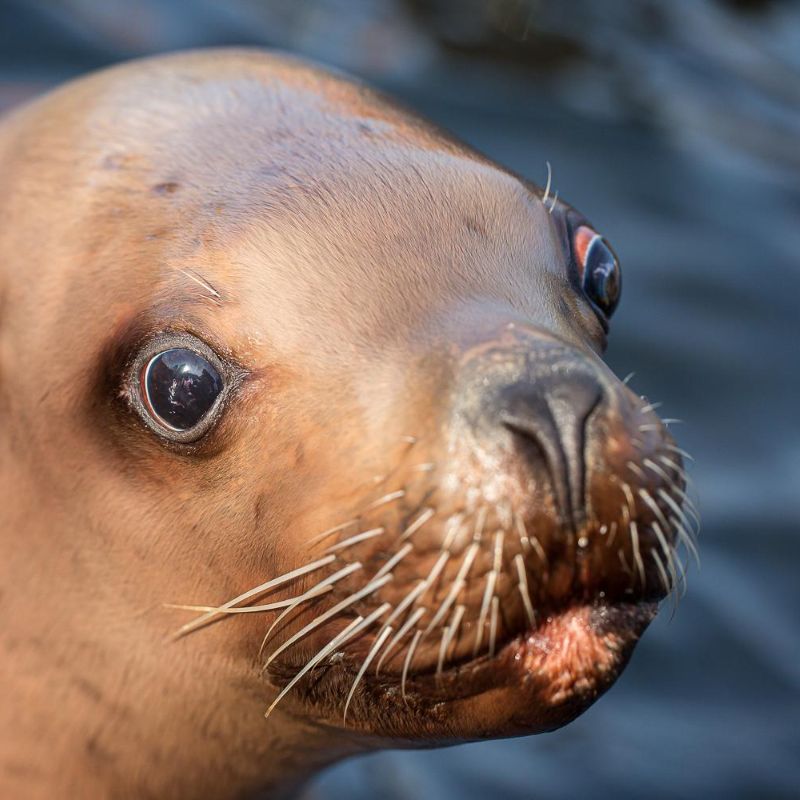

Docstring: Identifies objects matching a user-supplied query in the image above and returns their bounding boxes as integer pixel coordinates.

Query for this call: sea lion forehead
[61,52,565,360]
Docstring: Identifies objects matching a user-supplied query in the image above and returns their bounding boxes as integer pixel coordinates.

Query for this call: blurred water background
[1,1,797,798]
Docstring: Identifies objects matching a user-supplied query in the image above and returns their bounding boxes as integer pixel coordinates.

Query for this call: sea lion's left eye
[573,225,621,319]
[131,335,226,442]
[142,349,223,431]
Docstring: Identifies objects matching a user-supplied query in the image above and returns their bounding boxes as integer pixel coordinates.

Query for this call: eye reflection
[142,348,223,431]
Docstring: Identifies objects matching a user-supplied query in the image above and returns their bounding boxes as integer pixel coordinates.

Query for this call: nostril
[499,373,603,531]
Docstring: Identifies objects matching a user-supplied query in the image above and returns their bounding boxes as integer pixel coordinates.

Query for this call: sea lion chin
[0,48,696,798]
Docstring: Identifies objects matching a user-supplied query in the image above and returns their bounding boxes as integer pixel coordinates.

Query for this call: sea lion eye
[140,348,223,433]
[573,225,621,318]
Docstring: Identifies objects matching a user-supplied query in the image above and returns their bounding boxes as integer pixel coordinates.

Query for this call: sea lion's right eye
[573,225,622,319]
[141,349,223,432]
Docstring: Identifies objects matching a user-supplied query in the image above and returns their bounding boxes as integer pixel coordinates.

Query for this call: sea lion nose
[498,368,603,531]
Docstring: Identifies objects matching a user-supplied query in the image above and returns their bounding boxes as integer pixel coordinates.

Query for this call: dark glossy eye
[574,225,621,318]
[141,348,223,432]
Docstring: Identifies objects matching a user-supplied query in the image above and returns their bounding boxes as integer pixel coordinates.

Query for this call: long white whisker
[173,554,336,638]
[473,568,497,656]
[542,161,552,204]
[258,562,362,655]
[265,616,364,718]
[400,507,435,541]
[665,443,695,462]
[401,630,423,702]
[650,520,678,589]
[366,490,405,512]
[343,624,393,724]
[650,549,671,594]
[265,602,390,718]
[514,554,536,626]
[264,574,392,667]
[373,543,413,581]
[308,519,360,547]
[325,527,384,554]
[166,588,333,615]
[375,607,426,674]
[436,604,466,680]
[630,521,646,586]
[423,542,479,635]
[489,595,500,657]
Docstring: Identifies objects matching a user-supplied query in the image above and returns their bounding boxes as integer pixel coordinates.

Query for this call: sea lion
[0,49,696,799]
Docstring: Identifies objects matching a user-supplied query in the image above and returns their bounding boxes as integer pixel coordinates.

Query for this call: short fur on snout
[0,49,695,799]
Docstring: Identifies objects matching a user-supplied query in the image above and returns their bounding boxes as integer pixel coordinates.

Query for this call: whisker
[606,521,619,548]
[671,485,701,530]
[401,630,423,702]
[424,542,479,634]
[343,625,394,724]
[265,615,364,718]
[627,460,647,482]
[400,507,435,541]
[473,506,488,542]
[650,549,671,594]
[489,596,500,657]
[548,189,559,214]
[179,268,222,302]
[542,160,552,205]
[324,527,384,554]
[375,581,427,647]
[650,520,678,589]
[658,454,688,478]
[415,550,451,608]
[473,567,497,656]
[265,603,390,718]
[622,371,636,385]
[515,513,547,565]
[308,520,360,547]
[166,588,333,615]
[264,574,393,667]
[639,401,663,414]
[665,443,695,462]
[643,458,687,497]
[629,521,646,587]
[638,488,671,538]
[437,604,466,680]
[366,490,405,512]
[373,542,413,580]
[172,554,336,638]
[375,607,426,674]
[258,562,362,655]
[658,489,699,543]
[671,515,701,568]
[514,554,536,627]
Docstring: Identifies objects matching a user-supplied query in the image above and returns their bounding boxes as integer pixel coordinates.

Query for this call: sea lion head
[0,49,696,788]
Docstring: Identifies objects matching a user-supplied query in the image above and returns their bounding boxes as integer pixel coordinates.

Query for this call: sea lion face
[0,52,694,750]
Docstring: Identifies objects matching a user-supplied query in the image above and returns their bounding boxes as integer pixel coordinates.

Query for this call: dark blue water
[2,2,797,798]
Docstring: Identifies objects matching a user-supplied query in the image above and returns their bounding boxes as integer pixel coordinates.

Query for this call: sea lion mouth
[254,415,695,736]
